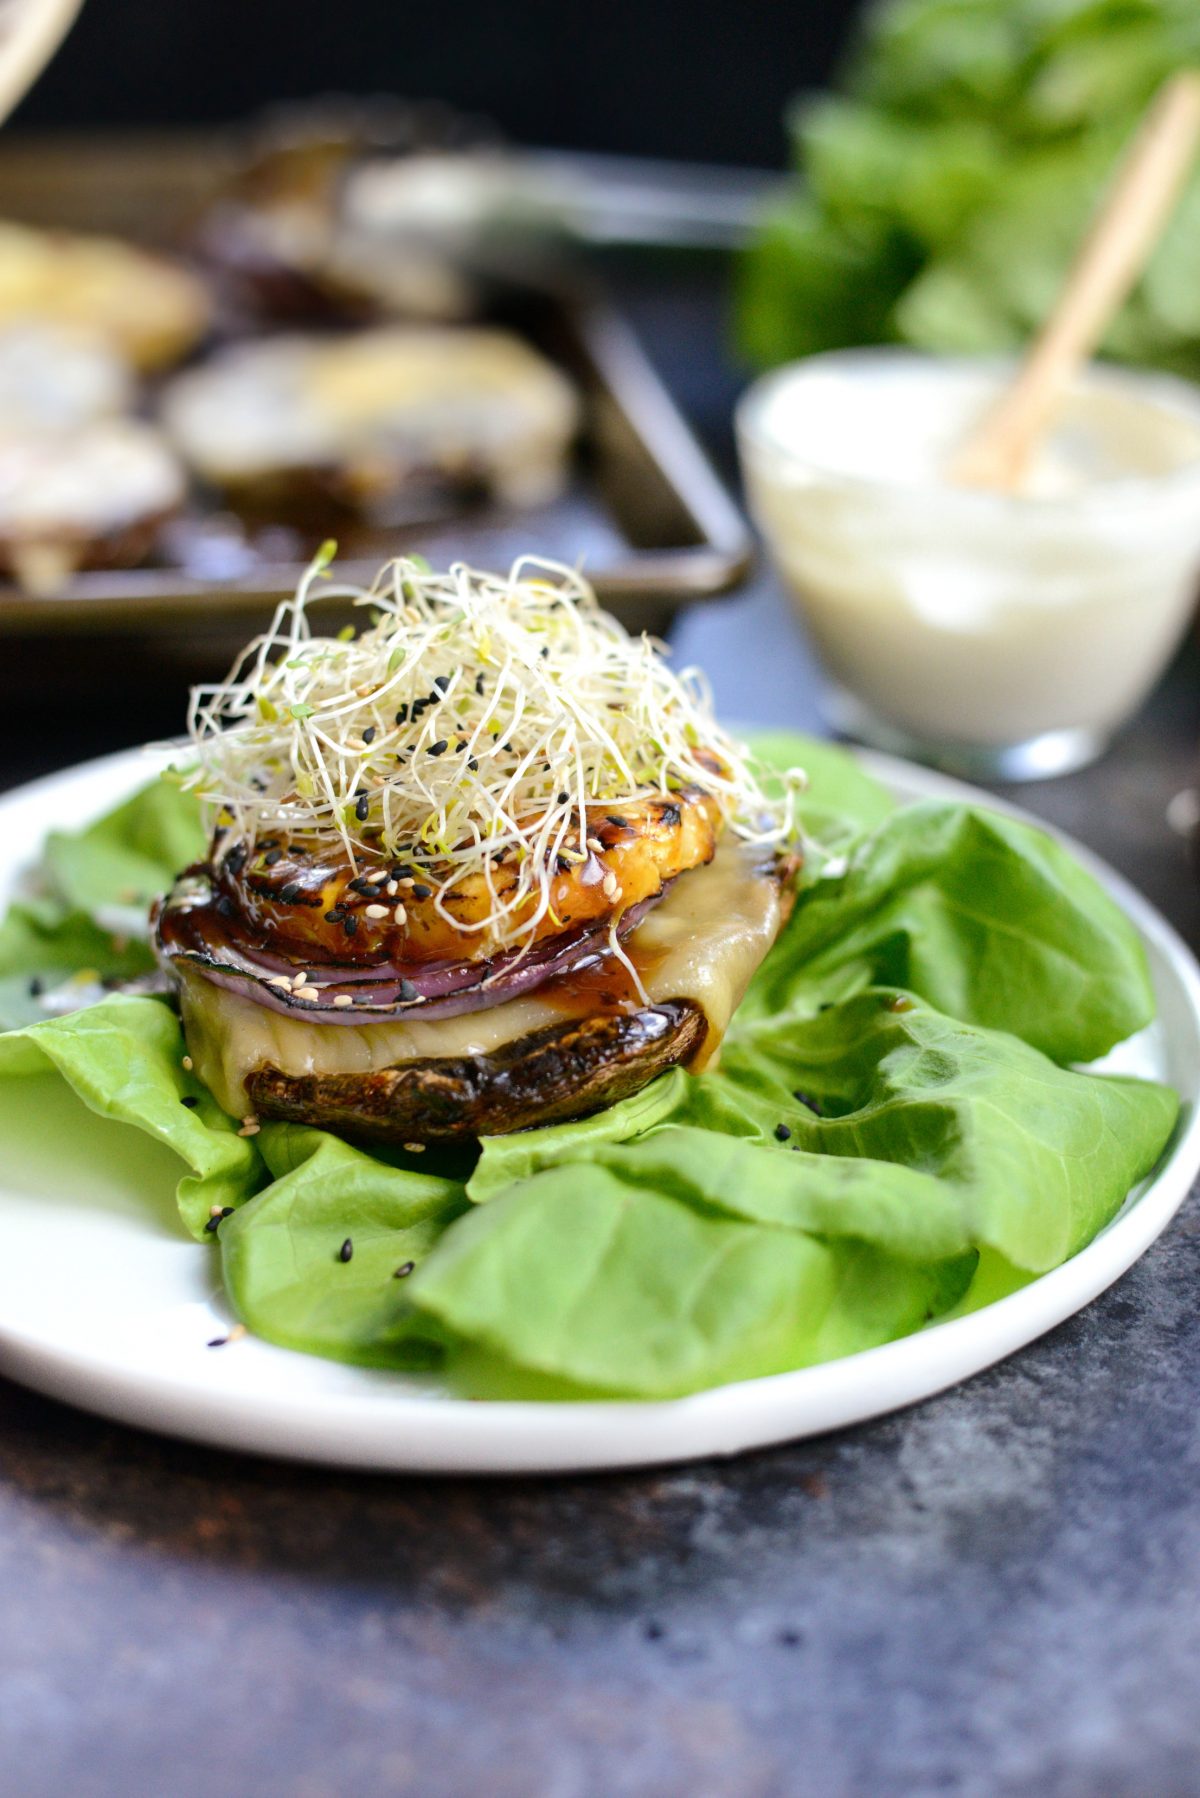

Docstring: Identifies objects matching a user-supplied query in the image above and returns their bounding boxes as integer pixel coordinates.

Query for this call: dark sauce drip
[534,939,669,1020]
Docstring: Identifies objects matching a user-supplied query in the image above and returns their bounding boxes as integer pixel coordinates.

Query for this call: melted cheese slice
[180,839,785,1117]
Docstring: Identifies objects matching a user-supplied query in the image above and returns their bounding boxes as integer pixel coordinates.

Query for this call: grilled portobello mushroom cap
[246,999,705,1144]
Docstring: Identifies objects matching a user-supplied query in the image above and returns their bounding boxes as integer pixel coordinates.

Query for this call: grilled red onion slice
[155,870,666,1024]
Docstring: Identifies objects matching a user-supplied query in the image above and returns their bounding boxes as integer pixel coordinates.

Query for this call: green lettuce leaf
[220,1124,467,1368]
[752,727,896,848]
[0,896,158,983]
[408,1164,974,1398]
[738,0,1200,374]
[42,776,205,920]
[0,777,205,1000]
[745,801,1155,1062]
[0,996,264,1238]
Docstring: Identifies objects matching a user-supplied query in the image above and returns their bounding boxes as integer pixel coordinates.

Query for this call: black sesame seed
[325,908,346,923]
[393,1261,415,1279]
[774,1123,792,1142]
[215,895,235,918]
[428,739,449,757]
[343,914,358,937]
[227,843,248,874]
[359,883,382,899]
[362,725,377,745]
[467,757,479,772]
[427,690,441,708]
[394,704,409,726]
[28,977,42,998]
[411,883,432,900]
[398,979,419,1002]
[347,877,372,895]
[475,672,485,694]
[264,847,283,866]
[203,1215,221,1234]
[339,1238,354,1263]
[180,1095,199,1109]
[280,883,303,904]
[355,795,370,822]
[411,699,429,719]
[207,1334,229,1347]
[557,791,569,804]
[433,674,451,693]
[606,815,628,828]
[793,1089,823,1116]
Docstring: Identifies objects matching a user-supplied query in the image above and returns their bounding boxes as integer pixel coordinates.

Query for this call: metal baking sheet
[0,132,753,643]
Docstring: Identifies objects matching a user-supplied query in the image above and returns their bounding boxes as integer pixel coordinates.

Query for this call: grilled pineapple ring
[216,784,723,964]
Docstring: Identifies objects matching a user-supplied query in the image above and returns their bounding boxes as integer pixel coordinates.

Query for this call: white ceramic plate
[0,745,1197,1473]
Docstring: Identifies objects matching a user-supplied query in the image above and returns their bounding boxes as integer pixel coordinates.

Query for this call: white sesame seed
[393,903,407,925]
[586,836,604,854]
[602,873,620,899]
[364,903,388,919]
[290,972,306,990]
[226,1323,247,1343]
[404,1141,427,1153]
[385,879,399,896]
[332,993,354,1008]
[182,1055,194,1071]
[267,975,292,990]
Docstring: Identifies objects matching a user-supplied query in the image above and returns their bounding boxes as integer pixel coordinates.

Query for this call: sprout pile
[185,548,805,951]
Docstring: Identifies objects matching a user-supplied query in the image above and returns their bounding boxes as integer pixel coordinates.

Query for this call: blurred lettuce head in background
[738,0,1200,371]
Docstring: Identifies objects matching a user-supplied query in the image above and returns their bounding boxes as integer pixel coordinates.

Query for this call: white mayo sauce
[738,351,1200,747]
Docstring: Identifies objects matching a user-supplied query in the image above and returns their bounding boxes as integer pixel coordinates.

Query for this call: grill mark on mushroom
[245,1000,706,1143]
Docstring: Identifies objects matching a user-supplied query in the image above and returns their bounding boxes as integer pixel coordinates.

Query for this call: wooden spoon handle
[0,0,86,129]
[950,70,1200,492]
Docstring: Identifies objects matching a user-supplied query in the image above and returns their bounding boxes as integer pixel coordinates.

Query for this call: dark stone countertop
[3,264,1200,1798]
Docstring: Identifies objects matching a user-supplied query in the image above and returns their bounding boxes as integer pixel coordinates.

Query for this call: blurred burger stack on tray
[0,90,751,738]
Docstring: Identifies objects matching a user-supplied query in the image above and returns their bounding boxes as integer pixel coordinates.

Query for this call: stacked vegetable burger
[156,552,804,1142]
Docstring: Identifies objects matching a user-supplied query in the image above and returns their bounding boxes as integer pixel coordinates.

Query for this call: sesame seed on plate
[332,993,353,1008]
[364,903,388,919]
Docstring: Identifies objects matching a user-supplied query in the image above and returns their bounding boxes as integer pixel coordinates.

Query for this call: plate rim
[0,741,1197,1474]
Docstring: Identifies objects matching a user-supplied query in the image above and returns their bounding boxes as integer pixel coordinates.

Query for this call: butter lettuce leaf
[220,1124,467,1369]
[0,777,205,1000]
[409,1164,974,1398]
[745,801,1155,1062]
[738,0,1200,375]
[42,776,205,920]
[0,995,265,1238]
